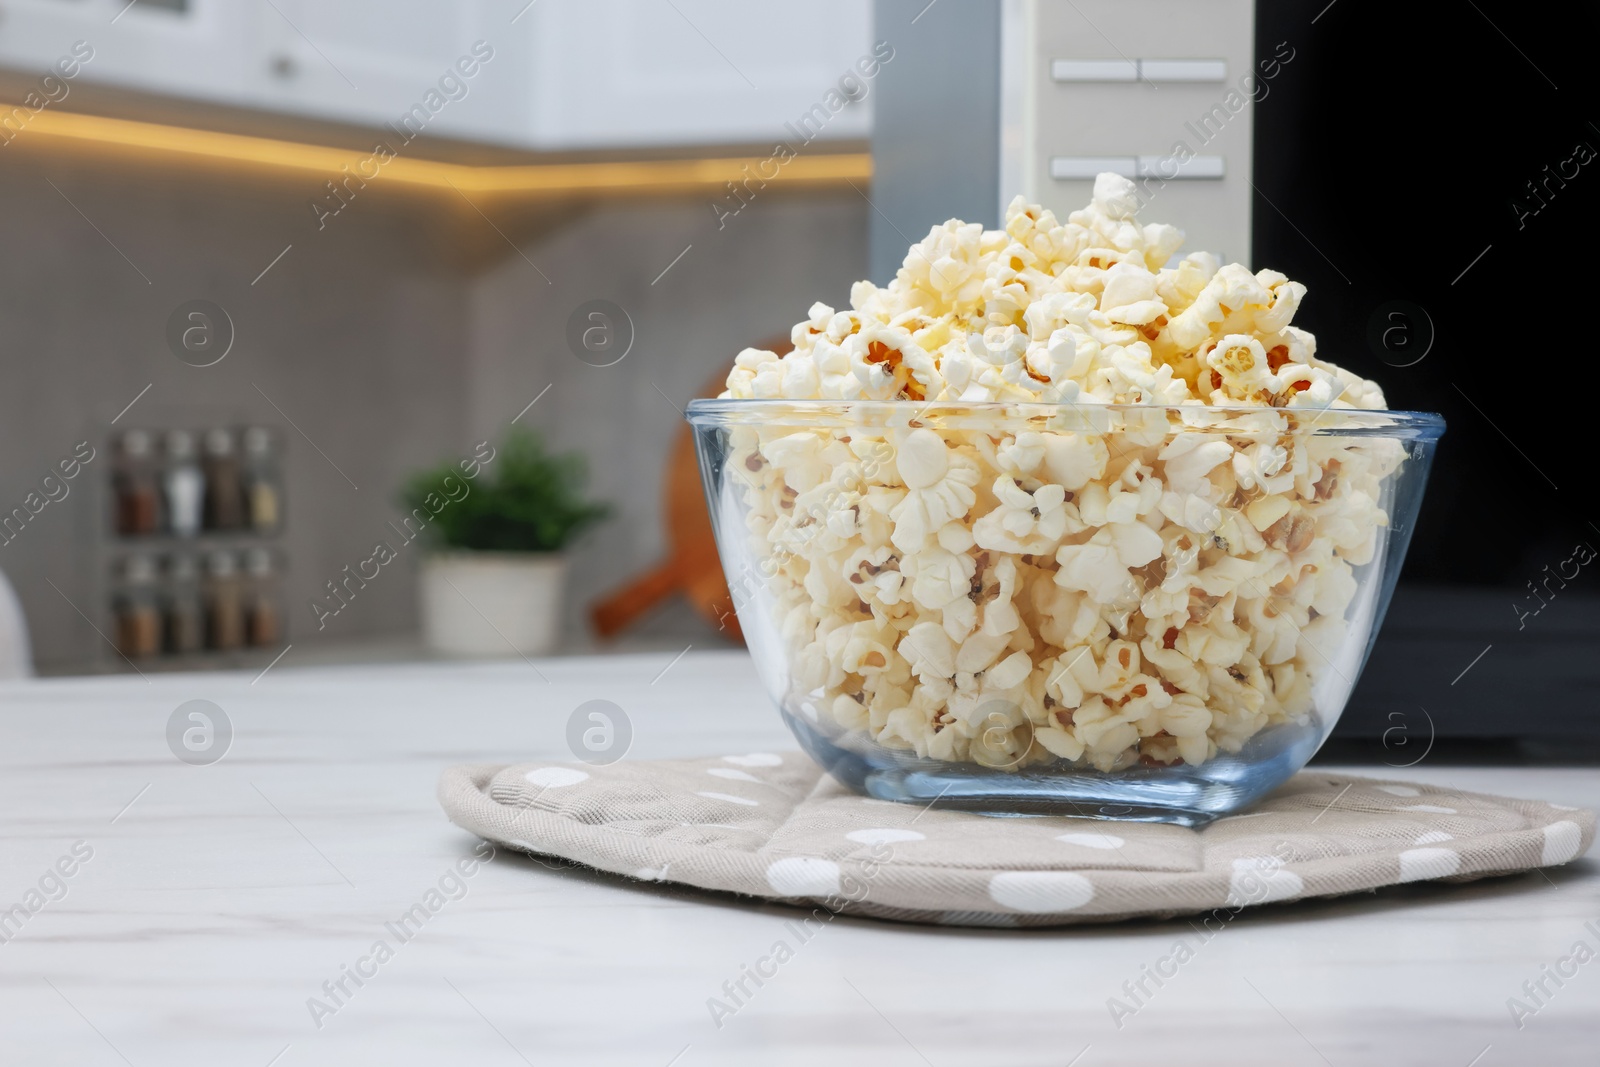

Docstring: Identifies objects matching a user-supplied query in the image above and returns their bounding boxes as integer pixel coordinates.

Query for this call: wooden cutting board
[590,338,793,642]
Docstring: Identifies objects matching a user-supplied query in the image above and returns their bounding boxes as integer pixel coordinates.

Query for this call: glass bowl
[687,399,1444,826]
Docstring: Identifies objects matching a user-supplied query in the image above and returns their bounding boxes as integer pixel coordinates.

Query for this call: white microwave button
[1050,59,1139,82]
[1136,154,1226,179]
[1050,156,1138,180]
[1139,59,1228,82]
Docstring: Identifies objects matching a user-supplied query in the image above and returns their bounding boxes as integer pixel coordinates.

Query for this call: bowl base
[782,710,1325,828]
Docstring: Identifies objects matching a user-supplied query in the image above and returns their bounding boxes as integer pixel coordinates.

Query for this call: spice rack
[104,425,286,671]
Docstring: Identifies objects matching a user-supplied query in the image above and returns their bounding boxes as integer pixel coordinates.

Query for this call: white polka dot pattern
[723,754,783,767]
[988,871,1095,913]
[1542,821,1583,865]
[1056,832,1124,850]
[524,767,589,788]
[767,857,841,896]
[706,768,760,782]
[696,791,759,806]
[1226,857,1303,906]
[1397,847,1461,882]
[846,828,926,845]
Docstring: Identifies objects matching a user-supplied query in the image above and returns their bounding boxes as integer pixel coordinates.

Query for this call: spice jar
[242,426,282,534]
[164,430,205,538]
[164,553,205,656]
[244,547,280,647]
[114,554,162,659]
[114,430,161,536]
[203,428,245,532]
[204,549,245,651]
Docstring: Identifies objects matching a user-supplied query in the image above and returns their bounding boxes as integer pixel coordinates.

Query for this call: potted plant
[402,430,608,658]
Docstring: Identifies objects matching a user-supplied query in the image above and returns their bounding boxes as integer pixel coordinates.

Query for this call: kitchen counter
[1,650,1596,1065]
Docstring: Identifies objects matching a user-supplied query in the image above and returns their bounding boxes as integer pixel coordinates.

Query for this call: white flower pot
[418,552,566,658]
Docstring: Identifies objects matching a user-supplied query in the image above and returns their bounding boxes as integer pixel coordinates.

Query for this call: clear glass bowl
[687,399,1444,826]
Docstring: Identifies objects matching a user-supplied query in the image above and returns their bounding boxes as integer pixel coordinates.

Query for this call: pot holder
[437,753,1594,926]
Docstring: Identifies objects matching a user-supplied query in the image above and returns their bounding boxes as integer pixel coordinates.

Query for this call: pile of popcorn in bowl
[689,173,1442,816]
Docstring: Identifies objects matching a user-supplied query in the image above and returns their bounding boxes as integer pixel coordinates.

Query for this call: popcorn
[719,175,1401,772]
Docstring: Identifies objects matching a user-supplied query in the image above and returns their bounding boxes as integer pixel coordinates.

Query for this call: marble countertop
[1,650,1596,1065]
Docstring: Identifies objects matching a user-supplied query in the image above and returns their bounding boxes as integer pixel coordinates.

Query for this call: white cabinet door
[0,0,248,104]
[238,0,525,144]
[522,0,875,149]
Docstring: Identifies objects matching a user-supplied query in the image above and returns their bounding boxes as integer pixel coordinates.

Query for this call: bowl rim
[686,398,1446,439]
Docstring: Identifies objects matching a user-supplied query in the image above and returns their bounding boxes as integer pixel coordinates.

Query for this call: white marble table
[1,650,1596,1066]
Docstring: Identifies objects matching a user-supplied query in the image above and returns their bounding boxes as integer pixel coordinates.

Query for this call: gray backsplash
[0,150,868,672]
[467,194,870,647]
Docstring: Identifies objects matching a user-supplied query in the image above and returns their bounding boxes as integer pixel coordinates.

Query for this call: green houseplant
[404,430,608,658]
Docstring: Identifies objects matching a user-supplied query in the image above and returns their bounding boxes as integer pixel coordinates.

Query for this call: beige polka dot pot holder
[437,755,1595,926]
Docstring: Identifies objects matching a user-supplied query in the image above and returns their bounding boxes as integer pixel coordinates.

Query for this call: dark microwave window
[1254,0,1600,747]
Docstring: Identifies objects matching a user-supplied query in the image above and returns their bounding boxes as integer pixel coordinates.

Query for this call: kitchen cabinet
[0,0,250,104]
[0,0,874,150]
[237,0,525,146]
[520,0,874,148]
